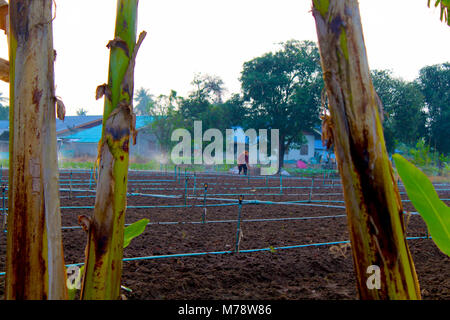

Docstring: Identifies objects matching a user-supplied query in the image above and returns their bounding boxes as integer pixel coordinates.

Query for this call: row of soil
[0,170,449,299]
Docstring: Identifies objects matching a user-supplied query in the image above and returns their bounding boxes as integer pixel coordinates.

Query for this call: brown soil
[0,170,449,300]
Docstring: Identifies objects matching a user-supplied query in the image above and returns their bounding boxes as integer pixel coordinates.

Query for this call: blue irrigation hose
[49,235,430,271]
[202,183,208,223]
[280,174,282,194]
[59,212,420,231]
[1,185,5,230]
[59,202,242,211]
[60,214,349,230]
[89,169,94,190]
[235,196,243,252]
[184,176,188,206]
[193,174,197,196]
[0,235,433,275]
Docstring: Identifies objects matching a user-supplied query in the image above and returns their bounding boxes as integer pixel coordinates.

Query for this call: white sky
[0,0,449,115]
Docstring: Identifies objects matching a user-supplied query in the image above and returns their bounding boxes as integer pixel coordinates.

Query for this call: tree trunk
[278,137,285,171]
[6,0,67,300]
[81,0,145,300]
[311,0,421,299]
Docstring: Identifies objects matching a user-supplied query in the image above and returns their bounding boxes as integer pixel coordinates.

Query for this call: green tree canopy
[134,87,154,115]
[371,70,426,153]
[189,73,226,104]
[0,91,8,120]
[240,39,323,168]
[417,62,450,154]
[76,108,88,116]
[178,74,236,132]
[147,90,184,158]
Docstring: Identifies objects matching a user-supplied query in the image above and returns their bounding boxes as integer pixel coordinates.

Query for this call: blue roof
[0,120,9,130]
[62,116,153,143]
[0,117,104,133]
[56,116,103,133]
[315,138,325,150]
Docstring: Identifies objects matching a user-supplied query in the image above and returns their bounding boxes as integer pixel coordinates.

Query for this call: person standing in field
[237,150,250,175]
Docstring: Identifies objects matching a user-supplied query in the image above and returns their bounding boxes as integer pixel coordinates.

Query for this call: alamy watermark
[170,121,280,175]
[366,265,381,290]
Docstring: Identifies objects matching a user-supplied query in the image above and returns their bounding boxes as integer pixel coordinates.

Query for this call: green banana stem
[311,0,421,299]
[80,0,146,300]
[6,0,67,300]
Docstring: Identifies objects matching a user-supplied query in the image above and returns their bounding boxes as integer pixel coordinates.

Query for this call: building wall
[59,141,98,159]
[130,131,161,159]
[0,140,8,160]
[284,134,315,162]
[58,130,161,161]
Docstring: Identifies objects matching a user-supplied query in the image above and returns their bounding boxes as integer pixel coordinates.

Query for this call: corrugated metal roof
[61,116,153,143]
[0,116,104,133]
[0,120,8,134]
[56,116,103,134]
[315,138,325,150]
[0,120,8,129]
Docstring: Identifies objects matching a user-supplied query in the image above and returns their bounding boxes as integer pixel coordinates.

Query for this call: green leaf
[66,220,149,298]
[393,154,450,256]
[123,218,150,248]
[427,0,450,25]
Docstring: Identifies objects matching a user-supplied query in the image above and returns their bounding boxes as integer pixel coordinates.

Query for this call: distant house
[0,120,8,136]
[228,127,331,165]
[283,131,319,163]
[314,138,327,159]
[56,115,103,137]
[0,117,336,167]
[0,116,160,161]
[0,120,8,160]
[58,116,160,160]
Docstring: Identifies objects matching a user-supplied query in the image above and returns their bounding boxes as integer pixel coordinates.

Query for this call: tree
[0,105,8,120]
[370,70,398,152]
[178,94,211,125]
[391,82,427,146]
[312,0,421,299]
[134,87,154,115]
[417,62,450,155]
[76,107,88,116]
[0,91,8,120]
[148,90,184,160]
[190,73,226,104]
[371,70,426,153]
[166,75,248,163]
[0,91,6,105]
[240,40,323,169]
[214,93,247,130]
[178,74,229,132]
